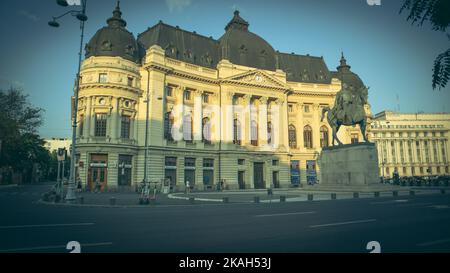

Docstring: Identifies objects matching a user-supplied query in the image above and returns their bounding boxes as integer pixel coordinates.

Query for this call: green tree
[0,87,51,183]
[400,0,450,89]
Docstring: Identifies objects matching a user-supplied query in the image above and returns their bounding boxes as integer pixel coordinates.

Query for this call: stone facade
[72,4,369,191]
[370,111,450,178]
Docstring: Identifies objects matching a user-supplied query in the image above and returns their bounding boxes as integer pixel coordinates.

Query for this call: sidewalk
[39,186,450,207]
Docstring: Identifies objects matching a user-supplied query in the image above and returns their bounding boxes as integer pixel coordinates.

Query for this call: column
[242,94,252,146]
[193,90,203,142]
[110,97,119,140]
[312,104,320,149]
[89,96,96,137]
[85,96,92,139]
[258,97,268,147]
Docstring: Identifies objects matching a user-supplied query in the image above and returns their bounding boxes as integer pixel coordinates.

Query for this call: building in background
[370,111,450,178]
[73,3,370,191]
[43,138,72,156]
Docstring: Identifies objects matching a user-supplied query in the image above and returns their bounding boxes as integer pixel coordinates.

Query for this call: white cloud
[18,10,39,22]
[165,0,192,13]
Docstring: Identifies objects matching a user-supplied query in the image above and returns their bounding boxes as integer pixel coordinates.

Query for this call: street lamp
[48,0,88,203]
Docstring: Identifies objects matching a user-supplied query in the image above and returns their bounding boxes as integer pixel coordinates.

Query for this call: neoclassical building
[370,111,450,178]
[74,3,370,191]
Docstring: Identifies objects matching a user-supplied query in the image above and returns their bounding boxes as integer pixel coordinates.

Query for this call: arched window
[233,118,241,145]
[251,120,258,146]
[164,111,174,141]
[304,125,313,149]
[183,114,193,143]
[288,125,297,148]
[267,122,272,145]
[320,126,329,148]
[202,117,211,144]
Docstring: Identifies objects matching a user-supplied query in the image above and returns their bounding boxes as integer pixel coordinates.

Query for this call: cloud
[18,10,39,22]
[165,0,192,13]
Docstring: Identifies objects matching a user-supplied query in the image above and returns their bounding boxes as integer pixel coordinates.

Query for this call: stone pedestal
[319,143,379,186]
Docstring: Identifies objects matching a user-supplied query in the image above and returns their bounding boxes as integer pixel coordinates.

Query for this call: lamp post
[48,0,88,202]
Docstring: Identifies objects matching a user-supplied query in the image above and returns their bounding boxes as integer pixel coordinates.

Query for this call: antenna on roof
[396,93,400,112]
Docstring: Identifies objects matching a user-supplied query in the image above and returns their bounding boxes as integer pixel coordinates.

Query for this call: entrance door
[272,171,280,188]
[253,162,264,189]
[238,171,245,189]
[88,154,108,191]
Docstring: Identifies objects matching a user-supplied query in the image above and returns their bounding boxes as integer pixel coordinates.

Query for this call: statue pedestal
[319,143,379,187]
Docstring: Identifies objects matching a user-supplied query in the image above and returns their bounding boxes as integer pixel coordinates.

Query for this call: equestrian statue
[321,83,370,146]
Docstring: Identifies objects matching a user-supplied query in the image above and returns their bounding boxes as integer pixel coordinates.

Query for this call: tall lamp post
[48,0,88,202]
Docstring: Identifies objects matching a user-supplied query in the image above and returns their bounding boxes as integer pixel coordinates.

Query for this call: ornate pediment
[222,70,288,90]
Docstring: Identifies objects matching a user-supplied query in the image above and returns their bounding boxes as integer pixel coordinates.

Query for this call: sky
[0,0,449,138]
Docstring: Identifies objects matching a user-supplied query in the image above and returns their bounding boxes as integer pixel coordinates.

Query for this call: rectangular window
[272,160,279,166]
[351,133,359,144]
[203,93,209,104]
[288,104,293,113]
[185,157,196,167]
[166,86,173,97]
[304,104,310,113]
[238,159,245,165]
[98,73,107,83]
[127,76,133,87]
[94,113,107,137]
[184,90,192,101]
[165,157,177,167]
[203,158,214,168]
[120,116,131,139]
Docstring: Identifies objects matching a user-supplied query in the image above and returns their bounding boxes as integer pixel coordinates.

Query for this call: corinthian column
[259,97,268,147]
[193,90,203,142]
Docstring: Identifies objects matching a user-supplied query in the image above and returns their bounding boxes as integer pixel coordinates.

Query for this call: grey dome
[85,2,140,63]
[332,52,365,90]
[219,11,277,71]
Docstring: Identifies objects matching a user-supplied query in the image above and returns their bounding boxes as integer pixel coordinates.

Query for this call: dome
[219,11,277,71]
[333,52,365,90]
[85,2,140,63]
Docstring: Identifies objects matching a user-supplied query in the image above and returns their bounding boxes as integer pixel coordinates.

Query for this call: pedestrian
[77,176,82,193]
[220,180,224,191]
[186,180,191,194]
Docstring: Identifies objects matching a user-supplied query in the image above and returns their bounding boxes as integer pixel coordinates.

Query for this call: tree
[400,0,450,89]
[0,87,51,184]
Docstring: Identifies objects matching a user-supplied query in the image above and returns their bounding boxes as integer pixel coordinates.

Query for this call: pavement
[33,184,449,207]
[1,183,450,253]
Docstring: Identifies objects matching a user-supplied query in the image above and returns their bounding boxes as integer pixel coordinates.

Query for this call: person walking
[76,175,82,193]
[186,180,191,194]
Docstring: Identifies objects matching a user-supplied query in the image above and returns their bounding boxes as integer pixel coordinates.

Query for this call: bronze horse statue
[321,84,370,146]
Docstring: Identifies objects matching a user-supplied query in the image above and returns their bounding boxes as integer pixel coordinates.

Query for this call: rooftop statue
[321,83,370,146]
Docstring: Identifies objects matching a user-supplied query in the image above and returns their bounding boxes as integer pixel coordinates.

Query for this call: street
[0,184,450,253]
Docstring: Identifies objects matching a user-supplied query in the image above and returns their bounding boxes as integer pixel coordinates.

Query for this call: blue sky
[0,0,449,138]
